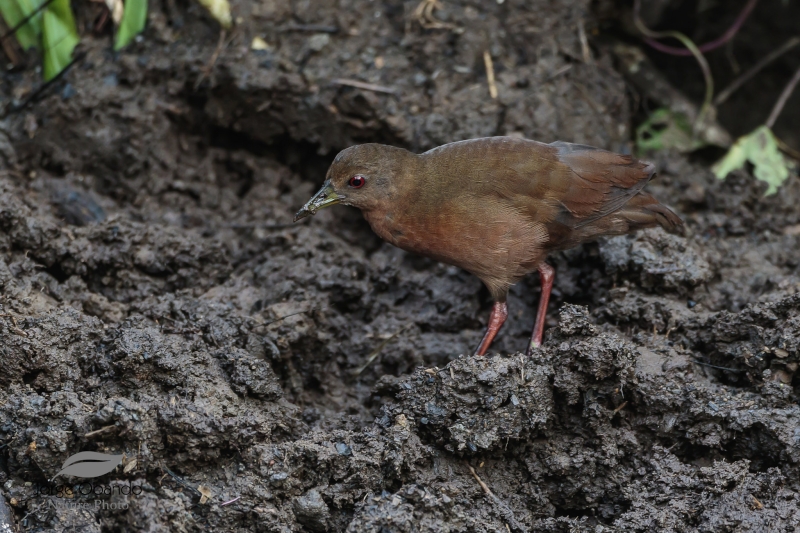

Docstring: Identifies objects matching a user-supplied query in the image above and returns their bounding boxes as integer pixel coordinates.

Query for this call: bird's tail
[616,192,684,235]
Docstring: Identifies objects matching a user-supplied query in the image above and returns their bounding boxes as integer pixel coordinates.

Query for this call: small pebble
[335,442,352,456]
[308,34,330,52]
[269,472,288,485]
[103,74,119,87]
[61,84,77,100]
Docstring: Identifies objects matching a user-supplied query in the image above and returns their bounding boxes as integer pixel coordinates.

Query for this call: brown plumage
[295,137,683,355]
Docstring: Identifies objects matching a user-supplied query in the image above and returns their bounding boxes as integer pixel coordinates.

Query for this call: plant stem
[766,64,800,129]
[643,0,759,57]
[715,37,800,106]
[633,0,714,129]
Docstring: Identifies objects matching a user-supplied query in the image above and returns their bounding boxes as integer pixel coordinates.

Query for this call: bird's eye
[349,175,366,188]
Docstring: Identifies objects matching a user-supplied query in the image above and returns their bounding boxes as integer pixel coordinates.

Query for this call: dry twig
[84,425,116,438]
[612,401,628,415]
[691,360,742,373]
[0,18,22,67]
[766,63,800,129]
[195,29,228,90]
[715,37,800,106]
[281,24,339,33]
[466,464,524,532]
[351,325,410,376]
[468,465,492,495]
[483,51,498,99]
[577,19,592,64]
[775,136,800,162]
[0,313,27,337]
[330,78,397,95]
[412,0,459,31]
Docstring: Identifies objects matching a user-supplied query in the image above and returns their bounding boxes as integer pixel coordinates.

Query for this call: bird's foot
[525,339,541,357]
[473,301,508,356]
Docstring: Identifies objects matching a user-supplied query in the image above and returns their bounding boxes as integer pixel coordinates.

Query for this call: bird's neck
[360,153,425,247]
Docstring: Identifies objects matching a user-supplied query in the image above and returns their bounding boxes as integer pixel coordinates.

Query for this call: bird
[294,137,683,356]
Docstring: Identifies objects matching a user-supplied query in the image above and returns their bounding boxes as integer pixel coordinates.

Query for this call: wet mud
[1,0,799,531]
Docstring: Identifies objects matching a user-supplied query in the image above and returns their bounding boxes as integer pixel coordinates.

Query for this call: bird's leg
[473,301,508,356]
[527,263,555,355]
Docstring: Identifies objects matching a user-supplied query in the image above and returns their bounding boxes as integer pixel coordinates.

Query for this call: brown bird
[294,137,683,356]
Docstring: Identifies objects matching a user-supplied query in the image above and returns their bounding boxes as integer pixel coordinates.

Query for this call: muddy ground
[1,0,800,531]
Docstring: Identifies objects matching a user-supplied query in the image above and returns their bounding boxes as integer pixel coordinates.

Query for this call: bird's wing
[488,139,662,250]
[461,138,655,230]
[545,141,655,228]
[417,136,664,255]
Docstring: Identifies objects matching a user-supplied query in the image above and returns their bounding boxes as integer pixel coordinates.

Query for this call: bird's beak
[294,180,345,222]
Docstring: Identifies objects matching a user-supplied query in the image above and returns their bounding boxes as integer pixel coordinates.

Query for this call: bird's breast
[362,210,417,250]
[362,204,548,287]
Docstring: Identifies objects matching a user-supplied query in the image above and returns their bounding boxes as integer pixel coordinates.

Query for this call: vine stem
[766,64,800,129]
[633,0,714,129]
[643,0,759,57]
[715,37,800,106]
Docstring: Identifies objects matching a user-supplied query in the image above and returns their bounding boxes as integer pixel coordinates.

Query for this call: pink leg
[473,301,508,356]
[527,263,555,355]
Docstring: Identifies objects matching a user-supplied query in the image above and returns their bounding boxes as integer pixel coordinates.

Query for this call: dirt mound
[1,0,799,531]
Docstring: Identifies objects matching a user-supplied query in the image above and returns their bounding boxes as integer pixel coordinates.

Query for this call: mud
[1,0,799,531]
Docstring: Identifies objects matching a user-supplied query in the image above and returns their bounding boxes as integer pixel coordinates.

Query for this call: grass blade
[114,0,147,51]
[0,0,44,50]
[40,0,78,81]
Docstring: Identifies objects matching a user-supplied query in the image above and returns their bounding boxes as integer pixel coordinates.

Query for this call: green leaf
[114,0,148,51]
[636,108,706,154]
[712,126,791,196]
[0,0,44,50]
[40,0,79,81]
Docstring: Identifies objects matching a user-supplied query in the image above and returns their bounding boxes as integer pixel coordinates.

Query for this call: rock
[293,489,330,532]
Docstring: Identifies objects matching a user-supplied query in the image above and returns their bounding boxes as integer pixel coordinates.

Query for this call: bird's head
[294,144,411,222]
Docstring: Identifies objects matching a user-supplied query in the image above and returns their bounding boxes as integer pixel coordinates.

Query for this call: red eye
[349,175,365,188]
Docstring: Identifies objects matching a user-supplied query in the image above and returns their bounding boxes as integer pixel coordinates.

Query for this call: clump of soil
[1,0,799,531]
